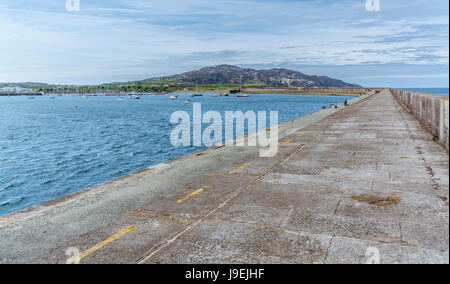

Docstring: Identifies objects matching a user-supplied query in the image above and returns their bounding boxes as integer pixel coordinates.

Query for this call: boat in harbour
[129,94,140,99]
[189,83,203,97]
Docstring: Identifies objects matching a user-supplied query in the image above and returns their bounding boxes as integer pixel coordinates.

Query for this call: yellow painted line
[297,132,306,137]
[229,163,249,174]
[281,139,293,145]
[400,157,410,159]
[176,186,210,204]
[308,127,315,131]
[69,226,137,263]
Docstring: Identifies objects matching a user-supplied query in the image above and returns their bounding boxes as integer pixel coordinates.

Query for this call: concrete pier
[0,89,448,264]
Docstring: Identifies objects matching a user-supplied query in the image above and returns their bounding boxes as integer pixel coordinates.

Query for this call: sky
[0,0,448,87]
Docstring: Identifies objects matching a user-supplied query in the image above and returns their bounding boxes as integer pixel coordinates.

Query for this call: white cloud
[0,0,448,86]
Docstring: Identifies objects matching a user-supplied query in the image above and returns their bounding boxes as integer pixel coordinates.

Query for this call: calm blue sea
[401,88,449,97]
[0,94,352,216]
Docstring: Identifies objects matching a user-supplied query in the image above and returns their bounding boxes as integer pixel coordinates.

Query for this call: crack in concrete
[324,236,335,263]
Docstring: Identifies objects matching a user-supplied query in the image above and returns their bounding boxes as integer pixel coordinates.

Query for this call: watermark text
[170,103,279,157]
[66,0,80,12]
[366,0,380,12]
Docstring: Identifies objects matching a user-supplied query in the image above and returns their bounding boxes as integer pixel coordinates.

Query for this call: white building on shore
[0,86,34,93]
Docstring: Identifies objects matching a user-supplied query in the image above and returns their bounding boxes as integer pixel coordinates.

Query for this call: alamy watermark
[65,247,81,264]
[365,0,380,12]
[170,103,279,157]
[365,247,381,264]
[66,0,80,12]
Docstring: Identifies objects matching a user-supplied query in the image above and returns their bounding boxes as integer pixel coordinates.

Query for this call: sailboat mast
[239,75,242,92]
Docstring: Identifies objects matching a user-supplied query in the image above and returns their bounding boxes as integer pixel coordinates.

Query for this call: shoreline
[0,93,369,222]
[0,92,357,218]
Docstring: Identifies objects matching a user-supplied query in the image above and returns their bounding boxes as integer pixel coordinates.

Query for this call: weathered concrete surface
[391,89,449,151]
[140,89,448,264]
[1,89,448,264]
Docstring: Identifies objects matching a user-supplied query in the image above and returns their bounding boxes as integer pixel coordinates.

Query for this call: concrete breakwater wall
[244,87,380,96]
[175,88,380,96]
[391,89,449,151]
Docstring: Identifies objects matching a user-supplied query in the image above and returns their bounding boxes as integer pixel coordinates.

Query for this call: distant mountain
[145,65,361,88]
[1,65,361,89]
